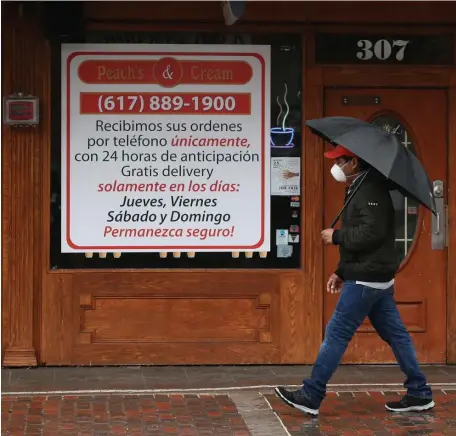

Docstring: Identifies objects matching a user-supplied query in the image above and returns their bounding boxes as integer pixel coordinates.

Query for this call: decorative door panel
[323,89,447,363]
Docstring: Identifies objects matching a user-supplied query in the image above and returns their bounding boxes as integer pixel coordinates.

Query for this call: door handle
[435,212,440,235]
[432,180,446,250]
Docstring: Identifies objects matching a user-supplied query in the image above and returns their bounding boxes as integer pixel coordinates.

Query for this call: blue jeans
[302,281,432,407]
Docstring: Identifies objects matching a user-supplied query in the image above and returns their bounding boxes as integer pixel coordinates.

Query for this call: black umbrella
[305,116,436,225]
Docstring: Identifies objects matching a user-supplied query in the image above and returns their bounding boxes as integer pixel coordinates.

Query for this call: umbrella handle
[330,169,370,229]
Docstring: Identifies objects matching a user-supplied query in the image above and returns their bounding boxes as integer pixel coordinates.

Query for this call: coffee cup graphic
[271,83,295,149]
[270,127,294,147]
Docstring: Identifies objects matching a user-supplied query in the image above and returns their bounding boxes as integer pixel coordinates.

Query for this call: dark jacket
[332,171,400,282]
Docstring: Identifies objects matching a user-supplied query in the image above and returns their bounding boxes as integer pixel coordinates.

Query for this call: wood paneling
[278,273,306,362]
[42,270,320,365]
[78,295,271,344]
[80,296,271,343]
[447,75,456,363]
[46,272,286,364]
[84,1,456,25]
[302,62,325,361]
[1,3,49,366]
[41,275,74,365]
[321,67,451,88]
[358,301,427,333]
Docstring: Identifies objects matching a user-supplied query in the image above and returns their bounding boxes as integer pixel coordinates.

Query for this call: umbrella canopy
[305,116,436,214]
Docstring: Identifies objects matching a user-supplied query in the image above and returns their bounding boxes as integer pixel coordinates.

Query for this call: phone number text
[80,93,251,115]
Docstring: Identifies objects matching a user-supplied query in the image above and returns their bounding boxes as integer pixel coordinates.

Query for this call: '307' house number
[357,39,410,61]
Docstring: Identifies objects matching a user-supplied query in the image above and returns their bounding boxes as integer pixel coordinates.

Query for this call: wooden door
[323,89,447,363]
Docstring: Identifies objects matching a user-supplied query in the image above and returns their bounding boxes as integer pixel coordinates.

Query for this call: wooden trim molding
[1,3,49,366]
[84,1,456,25]
[321,67,451,88]
[302,37,325,357]
[447,73,456,363]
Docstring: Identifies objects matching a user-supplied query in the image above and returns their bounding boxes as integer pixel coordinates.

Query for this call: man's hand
[321,228,335,245]
[327,273,343,294]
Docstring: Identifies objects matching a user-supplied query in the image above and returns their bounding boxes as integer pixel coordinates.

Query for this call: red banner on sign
[77,59,253,86]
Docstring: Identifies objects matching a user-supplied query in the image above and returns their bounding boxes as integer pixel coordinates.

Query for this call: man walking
[275,144,434,416]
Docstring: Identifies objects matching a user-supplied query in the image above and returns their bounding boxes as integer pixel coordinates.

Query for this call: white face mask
[330,162,348,183]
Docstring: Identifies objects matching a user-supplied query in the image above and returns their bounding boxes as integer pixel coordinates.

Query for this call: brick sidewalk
[3,366,456,435]
[3,390,456,436]
[265,389,456,436]
[1,394,250,436]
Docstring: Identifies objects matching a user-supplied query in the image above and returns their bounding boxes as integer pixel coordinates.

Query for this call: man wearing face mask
[275,144,434,416]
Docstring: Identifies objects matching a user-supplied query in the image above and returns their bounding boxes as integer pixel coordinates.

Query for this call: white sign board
[61,44,270,252]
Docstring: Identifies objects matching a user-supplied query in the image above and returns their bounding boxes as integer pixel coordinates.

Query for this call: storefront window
[50,32,303,269]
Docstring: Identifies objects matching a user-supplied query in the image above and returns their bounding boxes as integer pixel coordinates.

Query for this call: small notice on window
[276,229,289,245]
[277,244,293,258]
[271,157,301,196]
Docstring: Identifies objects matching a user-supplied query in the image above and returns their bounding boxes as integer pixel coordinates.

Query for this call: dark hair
[357,157,370,171]
[341,155,370,171]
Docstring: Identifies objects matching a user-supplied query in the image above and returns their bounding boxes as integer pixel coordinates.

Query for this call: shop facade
[2,1,456,367]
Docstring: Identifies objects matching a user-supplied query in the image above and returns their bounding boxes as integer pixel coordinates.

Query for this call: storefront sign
[3,93,39,126]
[61,44,270,252]
[315,34,454,65]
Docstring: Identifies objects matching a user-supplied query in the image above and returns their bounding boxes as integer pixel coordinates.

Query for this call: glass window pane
[51,32,303,270]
